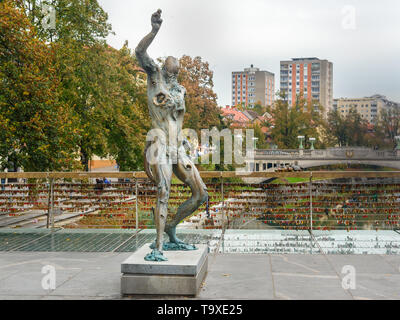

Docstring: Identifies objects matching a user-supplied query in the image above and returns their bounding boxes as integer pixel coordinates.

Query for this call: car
[291,165,302,171]
[285,165,294,172]
[276,164,286,172]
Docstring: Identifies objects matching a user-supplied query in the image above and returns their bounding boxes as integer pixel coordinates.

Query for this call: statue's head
[163,56,179,77]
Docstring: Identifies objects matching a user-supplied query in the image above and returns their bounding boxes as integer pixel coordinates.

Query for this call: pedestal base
[121,243,208,296]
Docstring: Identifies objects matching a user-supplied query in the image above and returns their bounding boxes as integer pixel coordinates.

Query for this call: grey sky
[99,0,400,106]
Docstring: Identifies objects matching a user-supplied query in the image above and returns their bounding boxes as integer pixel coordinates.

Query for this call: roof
[221,107,251,123]
[262,111,272,119]
[242,110,260,121]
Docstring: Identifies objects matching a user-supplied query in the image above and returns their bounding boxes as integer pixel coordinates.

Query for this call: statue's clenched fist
[151,9,162,32]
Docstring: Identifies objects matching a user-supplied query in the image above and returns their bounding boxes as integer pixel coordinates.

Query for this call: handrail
[1,170,400,179]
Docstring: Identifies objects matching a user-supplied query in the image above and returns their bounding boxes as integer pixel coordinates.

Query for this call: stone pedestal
[121,243,208,296]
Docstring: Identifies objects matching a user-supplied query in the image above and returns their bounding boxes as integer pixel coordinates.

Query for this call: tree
[377,107,400,148]
[16,0,115,170]
[326,107,369,147]
[1,0,153,172]
[20,0,112,44]
[177,55,220,133]
[0,0,79,171]
[252,102,266,116]
[326,109,348,147]
[101,43,150,171]
[253,123,268,149]
[267,92,324,149]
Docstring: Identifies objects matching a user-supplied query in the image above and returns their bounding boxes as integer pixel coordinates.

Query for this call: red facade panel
[291,63,296,105]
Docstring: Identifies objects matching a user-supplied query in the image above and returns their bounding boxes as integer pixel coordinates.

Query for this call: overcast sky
[99,0,400,106]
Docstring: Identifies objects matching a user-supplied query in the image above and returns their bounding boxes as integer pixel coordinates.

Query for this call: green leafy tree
[0,0,79,171]
[101,43,149,171]
[253,123,268,149]
[252,102,266,116]
[17,0,115,170]
[267,92,323,149]
[20,0,112,44]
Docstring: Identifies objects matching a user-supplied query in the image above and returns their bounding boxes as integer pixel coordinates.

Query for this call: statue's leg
[144,161,172,261]
[165,157,208,246]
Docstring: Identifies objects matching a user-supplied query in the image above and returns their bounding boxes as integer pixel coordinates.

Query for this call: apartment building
[280,57,333,117]
[333,94,400,124]
[232,65,275,108]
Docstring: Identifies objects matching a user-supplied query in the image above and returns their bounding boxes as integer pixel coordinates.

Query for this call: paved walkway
[0,251,399,300]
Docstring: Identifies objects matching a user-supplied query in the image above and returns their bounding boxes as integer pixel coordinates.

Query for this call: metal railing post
[221,172,224,229]
[48,178,54,230]
[135,176,139,231]
[46,178,51,229]
[309,172,313,234]
[310,171,313,233]
[309,172,314,254]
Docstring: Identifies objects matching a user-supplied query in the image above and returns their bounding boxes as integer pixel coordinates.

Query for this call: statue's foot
[149,240,197,251]
[163,242,197,251]
[165,224,183,244]
[144,249,168,262]
[163,225,197,251]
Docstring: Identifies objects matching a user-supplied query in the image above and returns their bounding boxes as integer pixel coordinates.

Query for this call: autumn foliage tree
[1,1,222,173]
[13,0,151,171]
[178,55,220,133]
[0,0,79,171]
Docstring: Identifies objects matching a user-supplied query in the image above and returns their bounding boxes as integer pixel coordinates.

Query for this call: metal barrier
[0,171,400,232]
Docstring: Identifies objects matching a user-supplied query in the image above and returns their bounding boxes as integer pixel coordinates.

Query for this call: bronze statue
[135,9,208,261]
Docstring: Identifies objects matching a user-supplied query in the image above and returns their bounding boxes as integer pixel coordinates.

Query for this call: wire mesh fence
[0,171,400,232]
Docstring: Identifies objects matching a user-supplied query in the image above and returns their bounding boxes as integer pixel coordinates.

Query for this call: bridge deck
[1,229,400,299]
[1,250,399,299]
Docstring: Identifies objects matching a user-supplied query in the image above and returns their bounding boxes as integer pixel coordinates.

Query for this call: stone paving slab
[198,254,274,299]
[349,274,400,300]
[269,254,337,275]
[325,254,399,274]
[0,251,399,300]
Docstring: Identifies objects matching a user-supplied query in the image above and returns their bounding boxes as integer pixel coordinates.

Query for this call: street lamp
[297,136,305,150]
[309,137,316,150]
[235,134,243,142]
[395,136,400,150]
[252,137,259,150]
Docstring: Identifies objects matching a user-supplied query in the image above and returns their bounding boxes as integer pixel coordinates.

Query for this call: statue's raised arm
[135,9,162,76]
